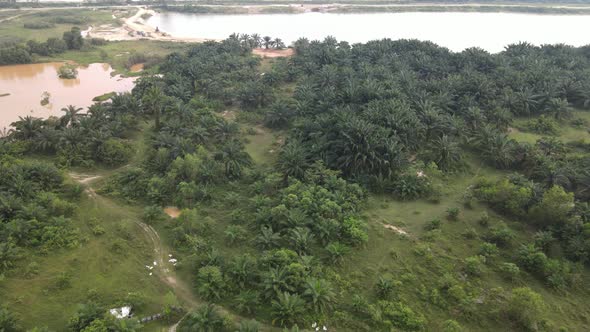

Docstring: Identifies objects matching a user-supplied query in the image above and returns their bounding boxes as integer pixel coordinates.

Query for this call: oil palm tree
[289,227,314,255]
[303,278,336,314]
[262,267,292,299]
[214,140,252,179]
[263,36,274,49]
[142,86,164,130]
[271,292,305,327]
[429,134,463,171]
[10,115,43,140]
[256,226,281,250]
[180,304,226,332]
[276,141,309,183]
[59,105,84,127]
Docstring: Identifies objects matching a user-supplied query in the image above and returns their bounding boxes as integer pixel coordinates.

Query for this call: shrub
[500,262,520,281]
[507,287,545,331]
[442,319,463,332]
[23,22,54,29]
[57,64,78,79]
[378,301,426,331]
[97,138,133,166]
[525,115,559,135]
[464,255,486,276]
[446,207,460,221]
[479,242,499,259]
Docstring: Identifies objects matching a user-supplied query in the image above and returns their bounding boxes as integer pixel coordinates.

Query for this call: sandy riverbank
[84,8,216,43]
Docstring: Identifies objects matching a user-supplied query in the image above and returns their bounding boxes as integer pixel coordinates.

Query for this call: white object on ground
[109,306,132,319]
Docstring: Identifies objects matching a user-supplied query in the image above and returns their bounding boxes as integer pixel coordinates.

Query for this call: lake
[0,62,135,131]
[147,11,590,53]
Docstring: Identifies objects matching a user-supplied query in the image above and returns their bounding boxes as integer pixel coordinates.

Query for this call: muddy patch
[164,206,181,219]
[129,63,144,72]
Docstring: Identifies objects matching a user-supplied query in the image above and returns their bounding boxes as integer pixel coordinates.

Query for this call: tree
[234,290,260,314]
[180,304,227,332]
[237,319,261,332]
[271,292,305,327]
[428,134,462,171]
[276,142,309,183]
[196,266,225,300]
[303,278,336,314]
[60,105,84,128]
[142,86,165,130]
[214,140,252,179]
[289,227,313,254]
[63,27,84,50]
[10,115,43,140]
[263,36,274,49]
[529,185,574,227]
[256,226,281,250]
[0,305,19,332]
[507,287,545,331]
[262,267,293,299]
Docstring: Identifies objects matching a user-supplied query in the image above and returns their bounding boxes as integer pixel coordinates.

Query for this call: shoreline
[85,5,590,44]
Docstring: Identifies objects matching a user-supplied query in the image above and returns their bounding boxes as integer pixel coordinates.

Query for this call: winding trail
[68,171,275,331]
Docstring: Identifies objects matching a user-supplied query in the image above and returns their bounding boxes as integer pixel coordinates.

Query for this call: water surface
[0,62,134,130]
[147,11,590,52]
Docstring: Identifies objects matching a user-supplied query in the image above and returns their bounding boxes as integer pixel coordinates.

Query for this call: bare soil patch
[384,224,409,235]
[252,48,294,58]
[164,206,181,219]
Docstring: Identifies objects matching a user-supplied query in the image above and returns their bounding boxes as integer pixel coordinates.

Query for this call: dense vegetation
[3,32,590,331]
[0,27,91,65]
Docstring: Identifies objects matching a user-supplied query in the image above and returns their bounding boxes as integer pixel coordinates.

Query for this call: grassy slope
[509,110,590,144]
[0,193,169,330]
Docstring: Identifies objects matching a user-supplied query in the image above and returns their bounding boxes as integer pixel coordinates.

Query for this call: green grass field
[0,193,170,330]
[0,8,121,44]
[509,110,590,144]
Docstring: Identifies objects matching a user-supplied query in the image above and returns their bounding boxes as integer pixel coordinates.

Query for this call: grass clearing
[0,194,169,330]
[0,9,118,44]
[244,125,282,165]
[509,109,590,144]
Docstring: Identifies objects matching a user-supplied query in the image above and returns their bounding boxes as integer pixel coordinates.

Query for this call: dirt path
[0,13,27,23]
[68,171,275,331]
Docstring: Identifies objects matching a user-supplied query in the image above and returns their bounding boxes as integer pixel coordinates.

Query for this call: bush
[97,138,133,166]
[23,22,54,29]
[442,319,463,332]
[500,262,520,281]
[58,64,78,79]
[446,207,460,221]
[507,287,545,331]
[479,242,499,259]
[464,255,486,276]
[378,301,426,331]
[525,115,559,135]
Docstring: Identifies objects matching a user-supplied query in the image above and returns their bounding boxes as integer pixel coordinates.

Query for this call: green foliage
[507,287,545,331]
[0,305,19,332]
[271,292,305,327]
[377,301,426,331]
[180,304,228,332]
[196,265,226,300]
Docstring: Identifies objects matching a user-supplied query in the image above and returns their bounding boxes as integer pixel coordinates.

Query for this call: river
[0,62,135,131]
[147,11,590,53]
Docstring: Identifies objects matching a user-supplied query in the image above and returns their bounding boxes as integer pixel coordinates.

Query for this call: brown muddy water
[0,62,135,131]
